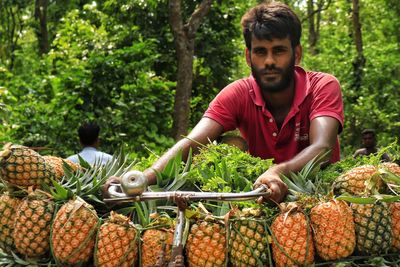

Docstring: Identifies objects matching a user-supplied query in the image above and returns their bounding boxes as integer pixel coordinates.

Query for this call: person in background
[353,128,390,162]
[105,2,344,203]
[67,122,113,165]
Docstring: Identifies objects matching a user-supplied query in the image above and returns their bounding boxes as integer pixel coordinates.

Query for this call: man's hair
[361,128,376,137]
[241,2,302,50]
[78,122,100,146]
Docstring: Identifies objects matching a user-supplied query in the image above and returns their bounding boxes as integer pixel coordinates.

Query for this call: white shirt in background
[67,147,113,166]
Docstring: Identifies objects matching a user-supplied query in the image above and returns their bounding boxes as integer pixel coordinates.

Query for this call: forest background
[0,0,399,161]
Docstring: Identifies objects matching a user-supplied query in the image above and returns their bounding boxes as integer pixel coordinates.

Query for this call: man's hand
[101,175,122,199]
[253,167,288,204]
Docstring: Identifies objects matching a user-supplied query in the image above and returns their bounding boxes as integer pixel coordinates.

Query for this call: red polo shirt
[204,66,344,163]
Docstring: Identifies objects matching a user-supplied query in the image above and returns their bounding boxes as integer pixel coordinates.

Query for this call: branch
[186,0,213,38]
[301,0,332,24]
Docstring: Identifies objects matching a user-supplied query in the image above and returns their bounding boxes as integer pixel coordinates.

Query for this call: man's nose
[264,53,276,67]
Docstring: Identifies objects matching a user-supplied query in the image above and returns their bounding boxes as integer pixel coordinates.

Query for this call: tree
[34,0,49,55]
[169,0,212,140]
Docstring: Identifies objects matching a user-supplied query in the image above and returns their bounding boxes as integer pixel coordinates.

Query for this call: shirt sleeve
[203,81,244,132]
[309,74,344,132]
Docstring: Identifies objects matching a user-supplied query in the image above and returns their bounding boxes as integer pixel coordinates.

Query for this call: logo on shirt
[294,122,309,142]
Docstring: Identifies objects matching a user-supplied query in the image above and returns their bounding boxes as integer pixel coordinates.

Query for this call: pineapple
[141,228,174,267]
[0,143,55,188]
[310,199,355,260]
[49,151,137,265]
[390,202,400,251]
[94,211,138,267]
[271,203,314,267]
[229,208,269,267]
[186,218,226,267]
[13,189,54,257]
[380,162,400,175]
[351,201,392,255]
[0,193,21,253]
[43,156,80,179]
[141,213,174,267]
[333,165,381,196]
[51,198,99,265]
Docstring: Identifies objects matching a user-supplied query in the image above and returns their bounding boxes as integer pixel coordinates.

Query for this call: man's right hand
[101,175,122,199]
[253,166,288,204]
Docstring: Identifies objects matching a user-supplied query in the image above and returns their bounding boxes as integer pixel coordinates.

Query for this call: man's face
[362,133,376,148]
[248,36,297,93]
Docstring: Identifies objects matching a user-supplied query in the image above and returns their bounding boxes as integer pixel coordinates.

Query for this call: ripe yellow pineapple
[0,143,55,188]
[380,162,400,175]
[390,202,400,251]
[333,165,382,196]
[141,226,174,267]
[0,193,21,253]
[94,211,138,267]
[186,219,226,267]
[229,208,269,267]
[310,199,355,260]
[51,198,99,265]
[271,203,314,267]
[43,155,80,179]
[13,189,54,257]
[351,201,392,255]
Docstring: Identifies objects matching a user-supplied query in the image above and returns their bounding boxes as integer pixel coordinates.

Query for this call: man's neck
[262,80,295,112]
[263,82,295,129]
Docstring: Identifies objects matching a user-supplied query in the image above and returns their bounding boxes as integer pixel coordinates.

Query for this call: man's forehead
[251,36,291,46]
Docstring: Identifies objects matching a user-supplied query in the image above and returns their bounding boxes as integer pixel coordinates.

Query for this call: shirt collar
[82,146,98,152]
[249,65,309,109]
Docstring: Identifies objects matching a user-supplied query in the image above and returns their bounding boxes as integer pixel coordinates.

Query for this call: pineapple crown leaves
[42,149,137,203]
[0,250,57,266]
[336,192,400,204]
[151,148,193,192]
[281,152,330,202]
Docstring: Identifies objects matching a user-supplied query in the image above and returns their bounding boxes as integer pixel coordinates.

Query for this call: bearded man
[106,2,344,203]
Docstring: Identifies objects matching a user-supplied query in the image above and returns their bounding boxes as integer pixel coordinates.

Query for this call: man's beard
[251,56,295,93]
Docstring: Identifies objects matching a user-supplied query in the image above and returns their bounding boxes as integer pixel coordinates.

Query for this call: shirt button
[272,132,277,137]
[269,118,273,123]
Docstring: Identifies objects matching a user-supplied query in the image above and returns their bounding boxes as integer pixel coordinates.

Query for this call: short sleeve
[309,74,344,132]
[203,81,245,132]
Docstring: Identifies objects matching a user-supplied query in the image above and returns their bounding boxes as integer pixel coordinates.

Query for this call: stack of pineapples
[0,142,399,266]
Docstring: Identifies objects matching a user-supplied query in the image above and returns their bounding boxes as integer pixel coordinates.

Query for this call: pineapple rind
[0,194,21,253]
[141,228,173,267]
[0,145,55,188]
[13,191,54,257]
[351,201,392,255]
[229,217,269,267]
[390,202,400,251]
[310,200,355,260]
[186,220,226,267]
[51,199,99,265]
[94,212,138,267]
[271,211,314,267]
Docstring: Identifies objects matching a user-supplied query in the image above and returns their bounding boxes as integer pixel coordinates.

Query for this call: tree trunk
[307,0,318,55]
[351,0,365,90]
[169,0,213,141]
[34,0,49,55]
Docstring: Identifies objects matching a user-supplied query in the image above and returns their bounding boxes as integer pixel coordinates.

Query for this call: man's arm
[143,117,224,184]
[255,116,340,203]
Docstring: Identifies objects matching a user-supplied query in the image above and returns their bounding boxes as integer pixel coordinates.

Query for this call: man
[353,129,390,161]
[108,2,344,203]
[67,122,113,165]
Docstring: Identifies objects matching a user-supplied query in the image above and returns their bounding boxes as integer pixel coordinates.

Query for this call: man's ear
[294,45,302,65]
[245,48,251,67]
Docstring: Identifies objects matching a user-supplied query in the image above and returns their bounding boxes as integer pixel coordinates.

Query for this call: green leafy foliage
[187,143,273,193]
